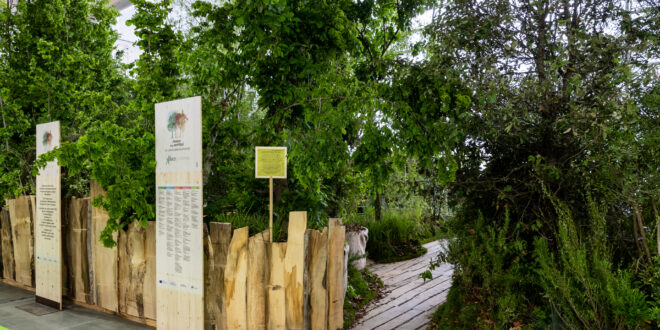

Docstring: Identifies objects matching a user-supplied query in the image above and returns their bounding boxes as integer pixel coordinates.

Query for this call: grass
[345,208,443,263]
[343,265,384,328]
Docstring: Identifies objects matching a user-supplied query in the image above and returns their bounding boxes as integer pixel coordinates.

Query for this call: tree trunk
[653,200,660,256]
[374,192,382,222]
[631,200,651,262]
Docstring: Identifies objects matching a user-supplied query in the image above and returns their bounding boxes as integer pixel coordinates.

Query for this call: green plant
[343,265,383,328]
[346,208,435,263]
[432,210,532,328]
[534,196,656,329]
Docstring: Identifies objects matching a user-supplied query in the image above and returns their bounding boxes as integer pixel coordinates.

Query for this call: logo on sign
[167,110,188,139]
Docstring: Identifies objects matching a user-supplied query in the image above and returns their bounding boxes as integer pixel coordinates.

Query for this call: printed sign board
[35,121,62,310]
[155,96,204,329]
[255,146,287,178]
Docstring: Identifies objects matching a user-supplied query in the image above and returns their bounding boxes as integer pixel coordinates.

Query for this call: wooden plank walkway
[350,240,453,330]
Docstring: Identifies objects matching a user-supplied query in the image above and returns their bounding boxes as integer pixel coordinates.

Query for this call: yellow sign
[256,147,287,178]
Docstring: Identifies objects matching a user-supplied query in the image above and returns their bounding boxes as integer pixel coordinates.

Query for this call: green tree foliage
[429,0,660,327]
[35,0,181,246]
[0,0,123,201]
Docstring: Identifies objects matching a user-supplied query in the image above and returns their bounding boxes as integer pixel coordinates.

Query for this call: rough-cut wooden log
[327,218,345,330]
[8,197,34,287]
[304,228,328,330]
[269,242,287,330]
[225,226,248,330]
[205,222,232,330]
[1,208,14,280]
[90,180,118,312]
[67,197,91,303]
[285,212,307,330]
[118,221,147,319]
[144,221,156,320]
[61,198,69,297]
[247,230,269,330]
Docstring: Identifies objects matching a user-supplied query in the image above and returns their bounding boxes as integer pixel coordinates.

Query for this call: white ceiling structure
[110,0,132,11]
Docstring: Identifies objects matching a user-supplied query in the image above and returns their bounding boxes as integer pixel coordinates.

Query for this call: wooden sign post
[155,96,204,329]
[35,121,62,310]
[255,147,287,242]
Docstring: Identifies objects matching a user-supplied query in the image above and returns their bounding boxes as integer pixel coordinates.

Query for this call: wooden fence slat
[304,228,328,330]
[327,218,345,330]
[29,196,36,288]
[205,222,232,330]
[118,221,148,319]
[248,230,270,330]
[285,212,307,330]
[67,197,90,303]
[2,194,343,330]
[225,226,248,330]
[269,242,287,330]
[144,221,156,320]
[1,208,14,280]
[90,181,119,312]
[8,197,33,286]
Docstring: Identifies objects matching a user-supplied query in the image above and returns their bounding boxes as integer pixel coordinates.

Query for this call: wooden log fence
[1,186,346,330]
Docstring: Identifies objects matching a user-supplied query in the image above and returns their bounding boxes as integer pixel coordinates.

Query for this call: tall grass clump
[347,208,440,263]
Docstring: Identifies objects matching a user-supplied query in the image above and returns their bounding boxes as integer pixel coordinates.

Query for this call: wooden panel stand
[285,212,307,329]
[247,230,269,330]
[35,121,62,310]
[205,222,232,330]
[90,180,119,312]
[304,228,328,330]
[269,242,287,330]
[155,96,204,330]
[327,218,345,330]
[225,226,248,330]
[1,208,14,280]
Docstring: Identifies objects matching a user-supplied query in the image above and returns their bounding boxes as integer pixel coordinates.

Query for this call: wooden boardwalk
[350,240,453,330]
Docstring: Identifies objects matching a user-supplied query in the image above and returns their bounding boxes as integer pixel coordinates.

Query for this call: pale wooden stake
[284,212,307,329]
[269,176,273,242]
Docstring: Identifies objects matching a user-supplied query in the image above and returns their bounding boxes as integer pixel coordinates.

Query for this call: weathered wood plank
[1,208,14,280]
[29,196,36,288]
[205,222,232,330]
[8,197,33,287]
[269,242,287,330]
[66,197,91,303]
[304,228,328,330]
[90,180,118,312]
[143,221,156,320]
[247,230,269,330]
[118,221,148,319]
[225,226,248,330]
[327,218,345,330]
[285,211,306,330]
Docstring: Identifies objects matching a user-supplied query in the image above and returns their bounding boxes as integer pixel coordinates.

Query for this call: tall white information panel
[35,121,62,309]
[155,96,204,328]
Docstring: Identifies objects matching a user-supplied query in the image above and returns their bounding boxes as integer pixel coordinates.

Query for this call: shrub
[534,197,657,328]
[431,210,533,328]
[346,208,437,263]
